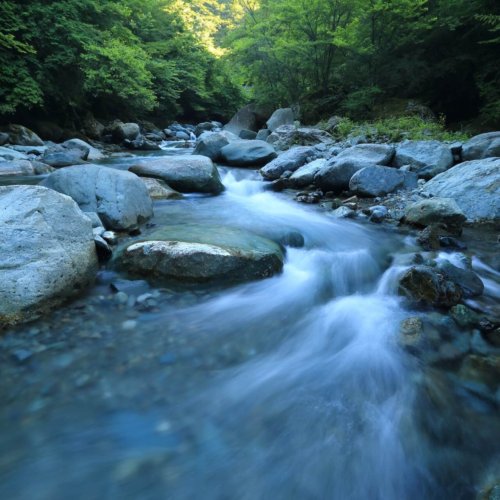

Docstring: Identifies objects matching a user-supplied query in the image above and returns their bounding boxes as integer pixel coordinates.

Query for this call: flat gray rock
[42,164,153,230]
[421,158,500,222]
[335,144,395,165]
[349,165,418,197]
[260,146,318,180]
[462,132,500,161]
[393,140,453,178]
[0,185,98,326]
[220,140,277,167]
[129,155,224,194]
[289,159,326,188]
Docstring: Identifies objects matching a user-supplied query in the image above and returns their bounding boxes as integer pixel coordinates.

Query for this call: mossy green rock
[115,224,284,284]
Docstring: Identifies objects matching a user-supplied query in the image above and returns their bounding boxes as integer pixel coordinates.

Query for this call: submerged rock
[129,155,224,194]
[398,265,463,308]
[115,224,284,284]
[42,164,153,231]
[0,185,98,326]
[421,158,500,222]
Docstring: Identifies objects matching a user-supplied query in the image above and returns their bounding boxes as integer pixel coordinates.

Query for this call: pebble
[122,320,138,331]
[11,349,33,364]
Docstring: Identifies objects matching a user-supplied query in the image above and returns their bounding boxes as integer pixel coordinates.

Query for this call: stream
[1,146,499,499]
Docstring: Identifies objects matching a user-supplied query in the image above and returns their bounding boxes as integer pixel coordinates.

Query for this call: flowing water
[1,147,499,499]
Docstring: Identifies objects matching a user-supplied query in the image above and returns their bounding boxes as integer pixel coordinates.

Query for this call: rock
[220,140,277,167]
[195,122,215,136]
[437,260,484,298]
[398,265,462,308]
[94,235,113,261]
[239,129,257,140]
[85,212,104,228]
[421,158,500,222]
[0,146,29,161]
[129,155,224,194]
[393,140,453,179]
[398,317,425,352]
[109,122,140,142]
[61,138,104,161]
[295,191,322,204]
[82,115,105,140]
[194,131,235,161]
[0,160,53,177]
[335,143,395,165]
[450,304,481,327]
[349,165,418,197]
[224,104,267,135]
[462,132,500,160]
[314,158,375,192]
[175,131,191,141]
[332,206,356,218]
[42,164,153,231]
[405,198,466,234]
[266,108,294,132]
[115,225,284,284]
[366,205,388,223]
[42,148,88,168]
[417,224,445,250]
[2,124,44,146]
[123,136,161,151]
[141,178,183,200]
[267,125,333,151]
[288,159,326,188]
[459,354,500,388]
[256,129,271,141]
[0,185,98,326]
[260,146,319,180]
[0,132,9,146]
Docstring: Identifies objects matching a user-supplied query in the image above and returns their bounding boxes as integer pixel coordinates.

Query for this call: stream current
[0,146,499,499]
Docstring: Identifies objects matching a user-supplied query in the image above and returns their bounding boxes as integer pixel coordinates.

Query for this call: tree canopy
[0,0,499,128]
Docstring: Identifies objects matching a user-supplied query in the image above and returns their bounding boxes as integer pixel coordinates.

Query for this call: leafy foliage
[226,0,500,127]
[0,0,243,124]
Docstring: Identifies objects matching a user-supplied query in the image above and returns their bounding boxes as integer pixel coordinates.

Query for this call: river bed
[1,147,499,499]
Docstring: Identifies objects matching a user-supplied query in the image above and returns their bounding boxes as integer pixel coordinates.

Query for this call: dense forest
[1,0,499,129]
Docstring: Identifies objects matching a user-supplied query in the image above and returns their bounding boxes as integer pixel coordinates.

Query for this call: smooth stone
[288,159,326,188]
[141,178,183,200]
[42,164,153,231]
[129,155,224,194]
[0,185,98,326]
[260,146,319,180]
[266,108,294,132]
[335,143,395,165]
[61,138,104,160]
[220,140,277,167]
[462,132,500,160]
[115,224,284,284]
[349,165,418,197]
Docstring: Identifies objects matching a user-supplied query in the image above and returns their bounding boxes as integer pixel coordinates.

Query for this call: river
[0,145,499,499]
